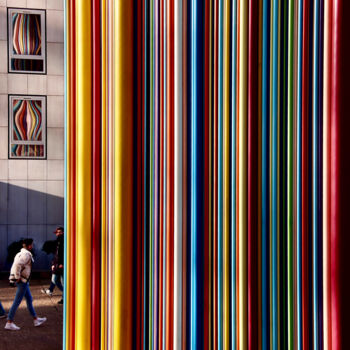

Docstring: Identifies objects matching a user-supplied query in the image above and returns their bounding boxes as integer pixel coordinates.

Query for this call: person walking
[5,238,47,331]
[41,227,64,304]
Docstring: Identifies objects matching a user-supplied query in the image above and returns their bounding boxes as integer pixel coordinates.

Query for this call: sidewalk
[0,279,63,350]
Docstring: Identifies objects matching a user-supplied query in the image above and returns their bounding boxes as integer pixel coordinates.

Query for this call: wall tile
[8,74,28,94]
[0,7,5,40]
[47,160,63,180]
[7,0,27,7]
[0,94,8,126]
[28,75,47,95]
[0,74,7,94]
[47,75,63,95]
[47,95,64,127]
[0,181,8,224]
[46,180,63,224]
[8,180,27,225]
[46,0,63,10]
[8,224,27,243]
[28,224,50,269]
[28,159,47,180]
[46,179,63,197]
[27,0,46,8]
[47,43,64,75]
[47,10,63,43]
[8,159,28,180]
[28,224,46,244]
[0,127,8,159]
[0,160,8,179]
[47,127,64,159]
[0,41,6,73]
[27,180,46,224]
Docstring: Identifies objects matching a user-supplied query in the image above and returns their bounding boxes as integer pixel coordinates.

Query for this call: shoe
[41,288,52,297]
[5,322,20,331]
[34,317,47,327]
[0,314,6,319]
[58,299,63,305]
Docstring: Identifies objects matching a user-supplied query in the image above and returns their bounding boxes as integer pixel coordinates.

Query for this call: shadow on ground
[0,279,63,350]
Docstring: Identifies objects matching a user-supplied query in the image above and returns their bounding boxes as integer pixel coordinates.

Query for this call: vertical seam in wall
[46,165,48,241]
[27,161,28,237]
[6,172,8,268]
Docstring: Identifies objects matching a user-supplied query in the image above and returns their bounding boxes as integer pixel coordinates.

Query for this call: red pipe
[141,0,146,348]
[136,0,143,347]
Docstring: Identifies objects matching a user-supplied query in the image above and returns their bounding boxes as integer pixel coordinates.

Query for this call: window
[8,8,46,74]
[8,95,46,159]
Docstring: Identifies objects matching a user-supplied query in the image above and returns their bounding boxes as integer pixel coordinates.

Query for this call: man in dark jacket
[41,227,64,304]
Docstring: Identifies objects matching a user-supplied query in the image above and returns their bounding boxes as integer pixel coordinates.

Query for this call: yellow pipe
[100,0,107,348]
[238,0,248,348]
[65,0,71,347]
[75,0,92,348]
[113,0,134,347]
[223,0,230,348]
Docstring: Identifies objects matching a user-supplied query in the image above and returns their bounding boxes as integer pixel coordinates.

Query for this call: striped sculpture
[65,0,347,349]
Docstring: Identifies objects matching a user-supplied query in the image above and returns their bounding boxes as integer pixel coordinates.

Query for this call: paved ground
[0,279,63,350]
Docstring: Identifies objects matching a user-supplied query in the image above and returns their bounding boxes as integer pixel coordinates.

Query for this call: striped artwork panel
[13,99,42,141]
[10,97,45,159]
[12,13,41,55]
[65,0,346,349]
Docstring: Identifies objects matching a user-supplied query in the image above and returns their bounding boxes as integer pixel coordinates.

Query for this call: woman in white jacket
[5,238,47,331]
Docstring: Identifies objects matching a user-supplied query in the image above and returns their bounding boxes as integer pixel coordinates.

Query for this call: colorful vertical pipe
[64,1,345,348]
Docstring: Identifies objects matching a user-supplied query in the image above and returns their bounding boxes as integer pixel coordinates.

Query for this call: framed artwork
[8,95,46,159]
[7,8,46,74]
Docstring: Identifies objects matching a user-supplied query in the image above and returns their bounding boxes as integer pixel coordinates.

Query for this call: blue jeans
[0,301,5,316]
[8,282,36,321]
[50,274,63,292]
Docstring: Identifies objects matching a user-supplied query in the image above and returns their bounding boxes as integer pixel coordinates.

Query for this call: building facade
[0,0,64,270]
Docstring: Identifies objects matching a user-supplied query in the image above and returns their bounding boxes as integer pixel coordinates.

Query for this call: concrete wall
[0,0,64,270]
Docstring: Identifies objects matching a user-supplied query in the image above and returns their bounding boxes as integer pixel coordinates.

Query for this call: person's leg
[48,275,56,293]
[23,284,47,327]
[8,282,26,321]
[0,301,5,316]
[54,274,64,292]
[41,275,56,296]
[55,275,64,304]
[24,284,37,319]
